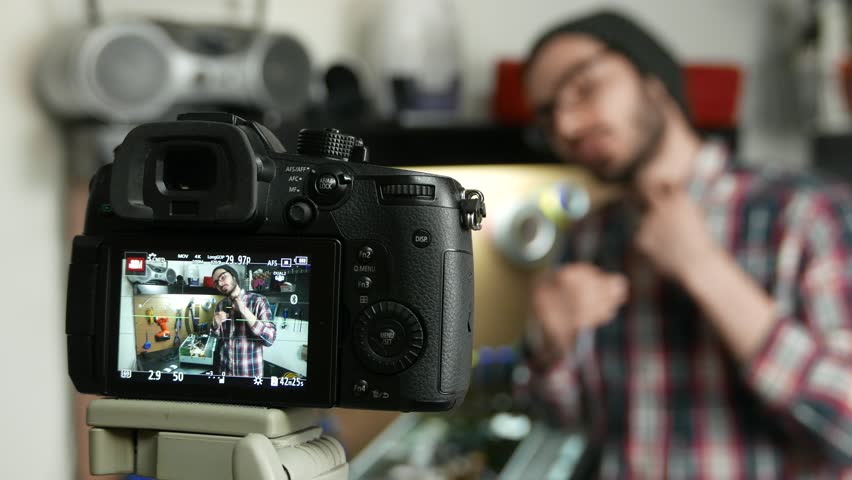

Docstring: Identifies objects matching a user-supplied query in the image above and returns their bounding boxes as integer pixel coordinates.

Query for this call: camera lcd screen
[116,249,314,391]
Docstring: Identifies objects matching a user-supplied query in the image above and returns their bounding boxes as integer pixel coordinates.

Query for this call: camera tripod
[87,398,348,480]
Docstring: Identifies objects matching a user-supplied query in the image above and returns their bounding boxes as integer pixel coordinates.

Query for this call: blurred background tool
[491,182,591,269]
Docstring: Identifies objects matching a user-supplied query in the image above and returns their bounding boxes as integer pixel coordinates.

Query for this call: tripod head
[88,399,347,480]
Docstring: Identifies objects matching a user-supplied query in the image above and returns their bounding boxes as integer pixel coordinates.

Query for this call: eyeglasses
[533,50,614,132]
[214,271,232,285]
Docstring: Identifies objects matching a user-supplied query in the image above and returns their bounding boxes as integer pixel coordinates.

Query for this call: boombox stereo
[37,20,312,123]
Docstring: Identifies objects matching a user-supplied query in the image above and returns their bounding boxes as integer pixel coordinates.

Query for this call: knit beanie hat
[212,264,241,287]
[526,10,689,117]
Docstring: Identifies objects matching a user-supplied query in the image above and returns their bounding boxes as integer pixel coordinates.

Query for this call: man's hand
[633,170,777,362]
[634,186,721,283]
[232,295,247,316]
[231,294,261,328]
[213,310,229,329]
[528,263,628,368]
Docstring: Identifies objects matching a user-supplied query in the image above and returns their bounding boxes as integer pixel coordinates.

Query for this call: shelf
[814,134,852,181]
[169,286,220,295]
[133,285,305,296]
[351,123,557,166]
[134,284,220,295]
[275,123,738,167]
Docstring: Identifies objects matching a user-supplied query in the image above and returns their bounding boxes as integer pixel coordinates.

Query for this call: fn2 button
[358,246,374,264]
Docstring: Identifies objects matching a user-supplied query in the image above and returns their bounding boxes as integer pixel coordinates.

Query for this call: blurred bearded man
[520,10,852,478]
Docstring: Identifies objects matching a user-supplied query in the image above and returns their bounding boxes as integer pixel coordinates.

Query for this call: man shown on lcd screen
[211,264,276,377]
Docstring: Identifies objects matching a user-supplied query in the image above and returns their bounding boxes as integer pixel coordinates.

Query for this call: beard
[572,90,667,186]
[217,282,237,297]
[609,94,666,185]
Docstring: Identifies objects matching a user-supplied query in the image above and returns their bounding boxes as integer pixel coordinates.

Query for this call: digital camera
[67,112,485,411]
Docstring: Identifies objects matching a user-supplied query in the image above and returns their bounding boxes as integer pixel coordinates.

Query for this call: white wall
[264,319,309,377]
[0,2,71,478]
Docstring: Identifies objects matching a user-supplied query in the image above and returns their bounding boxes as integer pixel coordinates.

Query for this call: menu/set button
[369,319,406,358]
[354,301,424,374]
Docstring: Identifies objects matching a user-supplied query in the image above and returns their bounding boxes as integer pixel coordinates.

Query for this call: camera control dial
[297,128,355,161]
[355,301,424,374]
[297,128,368,163]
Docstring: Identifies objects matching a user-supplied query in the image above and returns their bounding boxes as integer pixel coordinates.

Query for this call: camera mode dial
[297,128,353,160]
[355,301,424,374]
[297,128,368,163]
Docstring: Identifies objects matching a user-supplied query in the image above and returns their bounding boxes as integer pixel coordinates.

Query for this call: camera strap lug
[460,190,486,231]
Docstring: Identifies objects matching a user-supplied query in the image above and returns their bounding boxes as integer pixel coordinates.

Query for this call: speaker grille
[94,33,169,106]
[261,35,311,114]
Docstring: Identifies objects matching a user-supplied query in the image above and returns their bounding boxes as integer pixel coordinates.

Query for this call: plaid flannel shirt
[519,143,852,478]
[212,291,276,377]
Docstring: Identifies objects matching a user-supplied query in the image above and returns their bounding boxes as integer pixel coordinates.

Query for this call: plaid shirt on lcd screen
[212,291,276,377]
[519,143,852,478]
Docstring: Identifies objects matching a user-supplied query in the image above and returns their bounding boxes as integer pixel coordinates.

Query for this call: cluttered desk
[349,346,587,479]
